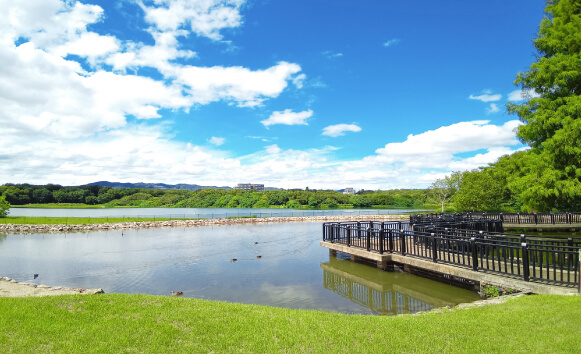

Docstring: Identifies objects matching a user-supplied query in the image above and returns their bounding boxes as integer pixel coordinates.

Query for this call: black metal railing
[410,212,581,225]
[323,221,581,287]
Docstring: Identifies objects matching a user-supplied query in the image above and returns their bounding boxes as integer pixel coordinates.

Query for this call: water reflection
[321,256,479,315]
[0,222,480,314]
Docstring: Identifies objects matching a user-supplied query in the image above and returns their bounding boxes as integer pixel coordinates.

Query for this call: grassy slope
[0,216,189,225]
[0,294,579,352]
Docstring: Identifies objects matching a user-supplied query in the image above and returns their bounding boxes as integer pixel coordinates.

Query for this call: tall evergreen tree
[507,0,581,211]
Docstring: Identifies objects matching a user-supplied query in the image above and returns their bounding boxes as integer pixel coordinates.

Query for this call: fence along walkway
[410,212,581,226]
[322,221,581,287]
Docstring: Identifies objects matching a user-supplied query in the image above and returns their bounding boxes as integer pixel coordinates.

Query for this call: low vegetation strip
[0,214,408,234]
[0,293,579,352]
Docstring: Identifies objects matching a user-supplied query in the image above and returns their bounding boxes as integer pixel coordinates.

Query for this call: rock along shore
[0,214,409,235]
[0,277,104,297]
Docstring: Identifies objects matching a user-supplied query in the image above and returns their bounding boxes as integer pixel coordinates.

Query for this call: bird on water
[171,291,184,296]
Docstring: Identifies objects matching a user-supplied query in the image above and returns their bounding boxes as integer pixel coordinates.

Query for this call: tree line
[0,183,430,210]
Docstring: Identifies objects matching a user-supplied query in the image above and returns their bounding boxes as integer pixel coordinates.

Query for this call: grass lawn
[0,294,579,352]
[10,203,107,209]
[0,216,188,225]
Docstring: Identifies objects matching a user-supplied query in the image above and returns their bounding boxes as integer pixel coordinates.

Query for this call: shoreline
[0,214,408,234]
[0,277,104,297]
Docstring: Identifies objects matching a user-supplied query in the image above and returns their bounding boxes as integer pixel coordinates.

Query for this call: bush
[0,195,9,217]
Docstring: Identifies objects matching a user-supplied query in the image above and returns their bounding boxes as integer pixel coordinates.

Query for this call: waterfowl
[256,255,262,259]
[230,258,238,262]
[171,291,184,296]
[254,242,258,245]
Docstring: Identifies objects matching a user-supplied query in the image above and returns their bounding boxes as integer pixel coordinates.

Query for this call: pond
[7,207,428,219]
[0,222,481,315]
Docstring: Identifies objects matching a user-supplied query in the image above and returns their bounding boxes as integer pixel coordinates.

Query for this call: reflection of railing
[322,264,435,315]
[323,221,581,286]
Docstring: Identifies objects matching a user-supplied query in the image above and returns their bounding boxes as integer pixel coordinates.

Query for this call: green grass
[0,294,579,352]
[0,216,202,225]
[10,203,106,209]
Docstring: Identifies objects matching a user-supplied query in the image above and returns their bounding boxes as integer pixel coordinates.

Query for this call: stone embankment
[0,214,409,235]
[0,277,104,297]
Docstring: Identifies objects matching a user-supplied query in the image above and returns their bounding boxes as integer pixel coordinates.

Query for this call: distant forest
[0,183,430,209]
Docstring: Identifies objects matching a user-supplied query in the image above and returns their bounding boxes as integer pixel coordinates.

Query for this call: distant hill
[85,181,232,191]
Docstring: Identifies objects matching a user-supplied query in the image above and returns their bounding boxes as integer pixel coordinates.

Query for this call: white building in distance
[236,183,265,192]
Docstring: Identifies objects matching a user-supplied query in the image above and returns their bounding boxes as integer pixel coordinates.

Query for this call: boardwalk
[321,220,580,295]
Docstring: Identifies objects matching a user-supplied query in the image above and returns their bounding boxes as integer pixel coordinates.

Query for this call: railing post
[568,238,574,271]
[551,213,555,224]
[431,233,438,263]
[400,230,406,255]
[534,213,538,225]
[366,227,371,252]
[357,221,361,239]
[521,242,530,282]
[517,213,521,224]
[471,237,478,271]
[388,229,394,253]
[379,229,384,254]
[347,226,351,246]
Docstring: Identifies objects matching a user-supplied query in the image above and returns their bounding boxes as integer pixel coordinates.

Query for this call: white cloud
[322,51,343,59]
[486,103,500,114]
[292,73,306,89]
[469,93,501,102]
[139,0,245,41]
[261,109,313,127]
[209,137,225,146]
[508,89,541,102]
[383,38,401,47]
[169,62,303,107]
[322,124,362,137]
[0,118,525,190]
[265,144,281,154]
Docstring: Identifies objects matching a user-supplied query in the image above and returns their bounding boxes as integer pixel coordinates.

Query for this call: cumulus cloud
[169,62,303,107]
[209,137,225,146]
[138,0,245,40]
[261,109,313,127]
[486,103,500,114]
[322,124,362,137]
[469,93,501,102]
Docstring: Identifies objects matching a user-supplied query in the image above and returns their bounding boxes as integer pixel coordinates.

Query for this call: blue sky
[0,0,546,189]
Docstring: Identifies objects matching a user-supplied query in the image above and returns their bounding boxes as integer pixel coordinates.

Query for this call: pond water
[8,207,428,219]
[0,222,480,315]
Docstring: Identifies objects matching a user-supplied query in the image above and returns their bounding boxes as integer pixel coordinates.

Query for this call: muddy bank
[0,214,409,234]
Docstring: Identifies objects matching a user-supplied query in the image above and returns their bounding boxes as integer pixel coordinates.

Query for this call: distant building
[343,188,356,195]
[236,183,265,192]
